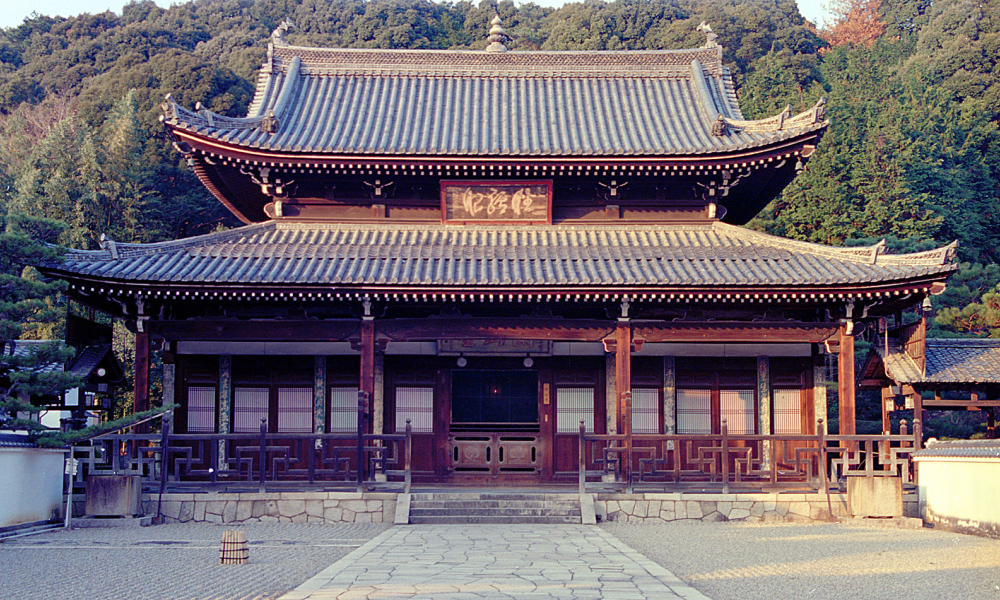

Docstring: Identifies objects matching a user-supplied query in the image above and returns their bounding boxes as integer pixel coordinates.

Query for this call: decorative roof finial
[711,114,728,137]
[696,21,719,48]
[271,19,294,46]
[486,15,508,53]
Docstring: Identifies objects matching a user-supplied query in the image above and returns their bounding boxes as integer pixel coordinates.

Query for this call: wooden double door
[385,356,606,484]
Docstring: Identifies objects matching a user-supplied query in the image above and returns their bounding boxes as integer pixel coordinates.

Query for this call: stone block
[716,502,732,517]
[763,501,777,512]
[366,500,383,513]
[343,500,368,513]
[729,508,751,520]
[750,502,764,517]
[342,509,356,522]
[647,500,660,516]
[178,502,194,523]
[222,501,237,523]
[698,502,714,517]
[702,511,726,522]
[85,475,142,517]
[235,501,252,522]
[194,502,207,522]
[619,500,635,515]
[659,509,675,521]
[278,500,306,517]
[788,502,811,516]
[291,513,308,523]
[675,502,687,520]
[323,499,341,508]
[305,500,324,518]
[307,516,324,523]
[606,500,620,514]
[686,501,703,519]
[205,512,223,524]
[847,476,903,518]
[775,502,789,516]
[160,502,181,519]
[633,502,648,518]
[733,501,752,510]
[324,507,343,522]
[355,512,372,523]
[205,501,226,516]
[259,515,278,523]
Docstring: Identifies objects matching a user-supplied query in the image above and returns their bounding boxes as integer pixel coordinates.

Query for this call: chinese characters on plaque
[441,180,552,224]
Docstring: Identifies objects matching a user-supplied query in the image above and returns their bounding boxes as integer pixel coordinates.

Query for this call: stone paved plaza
[278,524,706,600]
[2,520,998,599]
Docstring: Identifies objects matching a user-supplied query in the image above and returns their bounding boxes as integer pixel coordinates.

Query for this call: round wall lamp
[522,357,534,368]
[456,356,468,368]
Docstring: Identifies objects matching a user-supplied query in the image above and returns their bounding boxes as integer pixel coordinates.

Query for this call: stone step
[410,504,580,515]
[411,493,579,501]
[410,500,580,510]
[408,514,583,525]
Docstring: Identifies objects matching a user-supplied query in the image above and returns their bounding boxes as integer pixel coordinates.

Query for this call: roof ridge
[63,222,278,260]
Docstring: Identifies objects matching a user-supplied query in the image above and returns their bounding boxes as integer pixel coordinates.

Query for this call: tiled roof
[882,338,1000,384]
[1,340,64,374]
[0,433,39,448]
[67,344,113,378]
[49,221,955,291]
[161,44,827,157]
[914,439,1000,459]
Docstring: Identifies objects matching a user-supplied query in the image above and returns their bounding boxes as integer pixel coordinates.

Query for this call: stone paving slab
[278,525,709,600]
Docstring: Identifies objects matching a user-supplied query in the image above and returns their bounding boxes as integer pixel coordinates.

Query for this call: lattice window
[720,389,756,435]
[395,387,433,433]
[277,387,313,433]
[329,387,360,433]
[186,386,216,433]
[676,389,711,434]
[631,388,660,434]
[556,387,594,433]
[773,389,803,435]
[233,387,269,433]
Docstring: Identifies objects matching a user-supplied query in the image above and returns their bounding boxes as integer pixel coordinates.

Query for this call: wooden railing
[70,410,412,494]
[578,419,919,494]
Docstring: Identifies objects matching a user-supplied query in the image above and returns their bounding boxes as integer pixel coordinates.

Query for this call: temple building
[43,20,957,484]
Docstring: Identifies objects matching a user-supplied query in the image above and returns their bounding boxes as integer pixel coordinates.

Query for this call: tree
[0,213,80,434]
[935,284,1000,338]
[821,0,888,48]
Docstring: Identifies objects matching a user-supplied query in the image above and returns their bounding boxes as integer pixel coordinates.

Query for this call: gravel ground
[603,521,1000,600]
[0,523,389,600]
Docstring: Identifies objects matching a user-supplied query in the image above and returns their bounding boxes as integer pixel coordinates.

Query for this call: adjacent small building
[42,20,958,485]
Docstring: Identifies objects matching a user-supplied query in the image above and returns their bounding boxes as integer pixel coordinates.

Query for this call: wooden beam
[634,322,840,343]
[838,323,856,437]
[149,319,359,341]
[616,319,631,436]
[377,318,614,342]
[923,399,1000,408]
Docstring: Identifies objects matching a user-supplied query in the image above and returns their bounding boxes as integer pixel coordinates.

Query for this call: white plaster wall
[917,458,1000,534]
[0,447,66,528]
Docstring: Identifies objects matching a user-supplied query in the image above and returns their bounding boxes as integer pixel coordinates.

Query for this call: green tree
[0,213,79,433]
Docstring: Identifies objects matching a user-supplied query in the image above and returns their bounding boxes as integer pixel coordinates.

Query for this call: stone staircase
[406,492,586,524]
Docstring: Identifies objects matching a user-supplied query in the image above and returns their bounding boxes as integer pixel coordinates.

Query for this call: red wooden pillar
[360,317,375,434]
[615,318,631,436]
[837,323,855,437]
[134,331,150,414]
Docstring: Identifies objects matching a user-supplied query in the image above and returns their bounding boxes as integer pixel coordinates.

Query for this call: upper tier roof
[161,33,827,158]
[49,221,955,296]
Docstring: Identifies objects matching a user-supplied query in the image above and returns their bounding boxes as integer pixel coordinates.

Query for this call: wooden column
[360,317,375,434]
[134,331,150,414]
[837,323,856,437]
[881,387,894,434]
[314,356,326,436]
[757,356,771,469]
[605,353,617,434]
[616,318,632,436]
[911,390,923,447]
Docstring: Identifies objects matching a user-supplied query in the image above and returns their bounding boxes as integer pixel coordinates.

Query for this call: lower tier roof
[47,222,956,297]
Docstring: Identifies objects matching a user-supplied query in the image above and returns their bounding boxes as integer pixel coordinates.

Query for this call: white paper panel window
[329,387,360,433]
[676,389,711,434]
[234,387,269,433]
[187,386,216,433]
[631,388,660,434]
[720,389,756,435]
[277,387,313,433]
[556,387,594,433]
[396,387,434,433]
[774,389,803,435]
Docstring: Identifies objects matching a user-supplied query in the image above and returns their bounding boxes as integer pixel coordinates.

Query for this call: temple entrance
[448,370,543,479]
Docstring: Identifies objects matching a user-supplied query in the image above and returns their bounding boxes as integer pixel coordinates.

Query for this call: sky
[1,0,833,32]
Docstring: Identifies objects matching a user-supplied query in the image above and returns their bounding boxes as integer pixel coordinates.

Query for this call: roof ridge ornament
[486,15,508,53]
[271,19,294,47]
[697,21,720,48]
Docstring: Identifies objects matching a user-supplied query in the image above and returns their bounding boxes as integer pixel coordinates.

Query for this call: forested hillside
[1,0,998,336]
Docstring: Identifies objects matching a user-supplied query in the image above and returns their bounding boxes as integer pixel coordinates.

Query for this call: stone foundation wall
[595,492,919,523]
[143,492,396,524]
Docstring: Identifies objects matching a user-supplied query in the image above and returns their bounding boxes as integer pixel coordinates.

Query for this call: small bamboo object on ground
[220,529,248,564]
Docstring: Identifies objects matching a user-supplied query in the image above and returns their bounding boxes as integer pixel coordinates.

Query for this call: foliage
[820,0,887,48]
[33,404,174,446]
[0,212,80,431]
